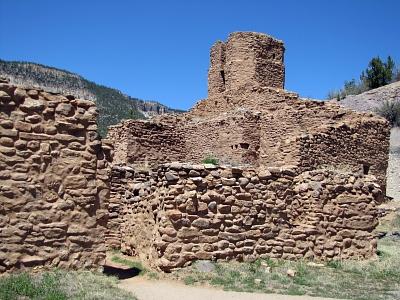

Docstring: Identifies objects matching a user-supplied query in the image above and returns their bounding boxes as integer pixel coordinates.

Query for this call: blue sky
[0,0,399,110]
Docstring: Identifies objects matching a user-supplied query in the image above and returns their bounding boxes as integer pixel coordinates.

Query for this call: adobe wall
[208,32,285,97]
[0,78,112,273]
[108,110,261,167]
[107,118,185,166]
[184,110,261,165]
[189,88,391,189]
[299,119,390,190]
[110,89,390,191]
[109,163,383,271]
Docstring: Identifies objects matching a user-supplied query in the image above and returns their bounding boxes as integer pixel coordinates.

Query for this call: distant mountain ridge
[0,59,184,136]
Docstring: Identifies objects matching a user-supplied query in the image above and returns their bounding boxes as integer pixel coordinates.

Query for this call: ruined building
[107,32,391,270]
[109,32,389,190]
[0,32,391,273]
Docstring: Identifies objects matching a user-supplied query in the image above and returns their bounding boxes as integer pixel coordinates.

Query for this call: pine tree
[361,56,395,89]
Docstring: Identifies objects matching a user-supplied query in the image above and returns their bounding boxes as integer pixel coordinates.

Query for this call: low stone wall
[0,79,112,273]
[109,162,383,271]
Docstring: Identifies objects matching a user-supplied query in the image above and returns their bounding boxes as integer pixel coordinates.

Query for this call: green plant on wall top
[202,156,219,165]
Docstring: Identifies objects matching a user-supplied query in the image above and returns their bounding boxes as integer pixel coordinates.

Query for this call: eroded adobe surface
[0,78,112,273]
[107,32,391,270]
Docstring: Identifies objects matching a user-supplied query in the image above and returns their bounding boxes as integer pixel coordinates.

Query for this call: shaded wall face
[108,113,261,167]
[110,163,382,271]
[184,113,261,165]
[107,120,186,166]
[0,81,112,273]
[208,42,226,98]
[299,121,391,190]
[208,33,285,98]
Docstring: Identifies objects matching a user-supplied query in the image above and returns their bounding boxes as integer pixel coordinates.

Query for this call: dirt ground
[387,128,400,201]
[119,277,343,300]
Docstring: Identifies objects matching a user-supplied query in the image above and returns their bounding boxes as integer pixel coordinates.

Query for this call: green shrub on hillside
[375,100,400,127]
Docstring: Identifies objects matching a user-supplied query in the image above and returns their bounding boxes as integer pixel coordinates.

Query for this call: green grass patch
[174,236,400,300]
[202,156,219,165]
[0,270,137,300]
[0,272,67,300]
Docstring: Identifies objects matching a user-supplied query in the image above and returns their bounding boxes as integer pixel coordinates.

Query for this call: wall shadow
[103,265,142,280]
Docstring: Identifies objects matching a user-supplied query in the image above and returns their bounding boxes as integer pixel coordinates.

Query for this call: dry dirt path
[119,277,343,300]
[387,128,400,201]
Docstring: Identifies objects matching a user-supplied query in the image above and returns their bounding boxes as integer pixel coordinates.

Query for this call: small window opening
[220,70,226,85]
[363,164,370,175]
[240,143,250,150]
[272,53,276,59]
[133,190,140,196]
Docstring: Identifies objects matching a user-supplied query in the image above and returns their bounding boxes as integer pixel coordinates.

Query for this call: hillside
[331,81,400,112]
[0,59,184,136]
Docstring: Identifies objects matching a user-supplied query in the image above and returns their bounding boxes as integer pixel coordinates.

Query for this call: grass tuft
[202,156,219,165]
[0,270,137,300]
[174,235,400,300]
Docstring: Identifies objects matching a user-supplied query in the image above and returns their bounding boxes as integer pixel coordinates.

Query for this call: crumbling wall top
[208,31,285,98]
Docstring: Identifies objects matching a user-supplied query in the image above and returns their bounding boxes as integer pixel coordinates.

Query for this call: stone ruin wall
[104,31,391,269]
[108,111,261,167]
[299,119,390,191]
[108,119,185,166]
[0,79,112,273]
[189,86,391,189]
[208,32,285,98]
[108,96,390,191]
[109,163,383,271]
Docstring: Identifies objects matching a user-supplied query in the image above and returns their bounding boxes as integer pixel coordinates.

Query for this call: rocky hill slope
[332,81,400,112]
[0,59,184,135]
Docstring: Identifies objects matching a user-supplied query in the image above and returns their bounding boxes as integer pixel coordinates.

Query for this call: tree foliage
[327,56,398,100]
[360,56,395,89]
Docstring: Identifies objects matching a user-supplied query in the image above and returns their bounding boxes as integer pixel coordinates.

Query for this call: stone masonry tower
[208,32,285,97]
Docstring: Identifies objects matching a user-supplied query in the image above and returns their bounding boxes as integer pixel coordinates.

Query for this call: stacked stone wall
[0,79,112,273]
[208,32,285,98]
[184,110,261,165]
[109,163,382,271]
[108,119,185,166]
[299,119,390,190]
[110,92,390,190]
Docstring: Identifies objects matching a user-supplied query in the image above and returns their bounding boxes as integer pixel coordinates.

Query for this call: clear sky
[0,0,399,110]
